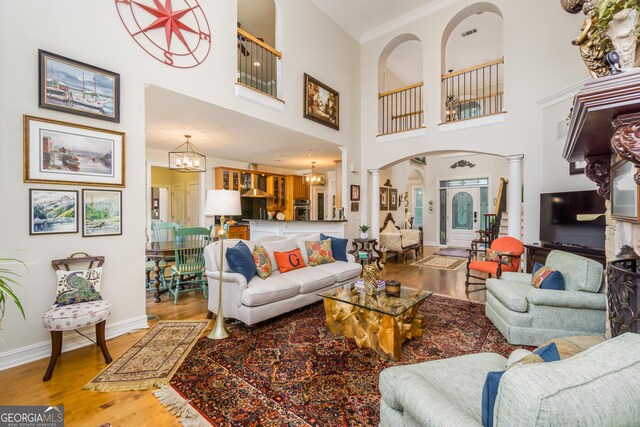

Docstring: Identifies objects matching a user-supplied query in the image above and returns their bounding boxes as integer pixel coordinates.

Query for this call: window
[413,187,423,227]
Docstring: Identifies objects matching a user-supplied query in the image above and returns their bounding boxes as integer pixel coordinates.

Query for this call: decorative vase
[607,8,640,70]
[363,264,379,296]
[360,232,369,239]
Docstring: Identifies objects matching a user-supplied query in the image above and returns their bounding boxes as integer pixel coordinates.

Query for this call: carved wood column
[584,155,611,200]
[612,112,640,184]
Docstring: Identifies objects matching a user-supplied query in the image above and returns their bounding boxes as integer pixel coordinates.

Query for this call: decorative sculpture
[562,0,610,78]
[450,160,476,169]
[607,8,640,70]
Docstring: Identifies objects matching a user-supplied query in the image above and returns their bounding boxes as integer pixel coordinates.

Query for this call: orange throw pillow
[274,248,306,273]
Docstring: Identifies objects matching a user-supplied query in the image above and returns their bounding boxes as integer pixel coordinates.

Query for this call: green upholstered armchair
[485,250,606,346]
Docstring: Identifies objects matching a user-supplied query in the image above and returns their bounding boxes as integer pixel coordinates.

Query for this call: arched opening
[376,151,512,249]
[237,0,281,98]
[378,34,423,136]
[441,3,504,123]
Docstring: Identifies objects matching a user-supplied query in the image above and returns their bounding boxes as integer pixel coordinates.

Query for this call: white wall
[0,0,361,369]
[359,0,589,247]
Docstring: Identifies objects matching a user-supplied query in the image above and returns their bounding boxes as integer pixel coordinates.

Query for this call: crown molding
[536,78,591,109]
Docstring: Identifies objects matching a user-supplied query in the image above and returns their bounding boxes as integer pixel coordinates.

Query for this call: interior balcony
[377,82,424,137]
[236,26,282,101]
[441,57,504,125]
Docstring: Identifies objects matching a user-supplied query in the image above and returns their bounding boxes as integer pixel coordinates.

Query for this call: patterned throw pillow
[531,262,565,290]
[253,244,272,279]
[484,248,514,266]
[54,268,103,307]
[304,239,335,266]
[274,249,306,273]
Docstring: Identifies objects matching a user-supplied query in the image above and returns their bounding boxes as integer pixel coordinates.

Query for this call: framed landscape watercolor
[24,115,125,187]
[29,189,78,235]
[82,189,122,237]
[39,50,120,122]
[303,73,339,130]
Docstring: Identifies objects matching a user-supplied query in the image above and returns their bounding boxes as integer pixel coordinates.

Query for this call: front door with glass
[446,187,479,247]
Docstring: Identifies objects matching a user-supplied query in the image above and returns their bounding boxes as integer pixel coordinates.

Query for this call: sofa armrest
[526,289,606,310]
[500,272,533,285]
[347,253,356,263]
[380,232,402,251]
[205,270,248,286]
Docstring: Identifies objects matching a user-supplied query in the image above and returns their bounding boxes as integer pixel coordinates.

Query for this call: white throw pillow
[261,239,297,271]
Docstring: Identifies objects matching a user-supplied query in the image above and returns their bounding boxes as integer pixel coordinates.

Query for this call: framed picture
[29,189,79,235]
[82,189,122,237]
[380,187,389,210]
[390,188,398,211]
[569,160,586,175]
[351,184,360,201]
[303,73,339,130]
[24,115,125,187]
[39,50,120,122]
[611,161,639,223]
[351,202,359,212]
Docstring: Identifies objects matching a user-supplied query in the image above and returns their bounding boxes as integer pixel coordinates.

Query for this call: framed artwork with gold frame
[24,115,125,187]
[303,73,339,130]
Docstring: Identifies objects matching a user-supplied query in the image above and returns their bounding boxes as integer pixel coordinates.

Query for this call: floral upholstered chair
[379,213,421,262]
[42,253,112,381]
[465,236,524,288]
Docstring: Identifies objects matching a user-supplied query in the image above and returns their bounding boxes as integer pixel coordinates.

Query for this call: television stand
[525,244,606,273]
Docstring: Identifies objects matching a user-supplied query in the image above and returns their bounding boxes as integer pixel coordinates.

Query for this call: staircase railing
[442,58,504,123]
[378,82,424,136]
[237,27,282,99]
[479,178,508,247]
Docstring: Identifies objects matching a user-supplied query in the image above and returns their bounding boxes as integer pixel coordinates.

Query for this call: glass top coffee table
[318,283,433,360]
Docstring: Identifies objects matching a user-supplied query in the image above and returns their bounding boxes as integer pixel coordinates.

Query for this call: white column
[340,146,348,218]
[506,155,524,239]
[370,169,380,240]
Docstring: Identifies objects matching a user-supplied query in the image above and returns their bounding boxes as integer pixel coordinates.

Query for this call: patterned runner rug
[155,295,524,426]
[411,254,467,270]
[84,320,210,392]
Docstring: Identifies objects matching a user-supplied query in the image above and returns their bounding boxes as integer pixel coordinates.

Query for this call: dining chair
[146,222,181,289]
[168,226,212,304]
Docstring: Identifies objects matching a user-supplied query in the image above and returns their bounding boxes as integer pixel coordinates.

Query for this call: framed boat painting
[24,115,125,187]
[29,189,79,235]
[82,189,122,237]
[39,50,120,122]
[303,73,339,130]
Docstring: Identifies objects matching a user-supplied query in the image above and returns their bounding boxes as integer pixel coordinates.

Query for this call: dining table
[146,241,176,303]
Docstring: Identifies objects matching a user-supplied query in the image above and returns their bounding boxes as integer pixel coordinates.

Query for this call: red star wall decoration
[115,0,211,68]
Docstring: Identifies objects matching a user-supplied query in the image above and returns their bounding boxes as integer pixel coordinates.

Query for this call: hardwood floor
[0,246,484,426]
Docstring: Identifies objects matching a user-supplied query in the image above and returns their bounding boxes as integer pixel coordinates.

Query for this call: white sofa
[204,233,362,325]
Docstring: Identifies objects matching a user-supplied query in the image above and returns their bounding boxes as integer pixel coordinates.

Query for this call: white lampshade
[203,190,241,217]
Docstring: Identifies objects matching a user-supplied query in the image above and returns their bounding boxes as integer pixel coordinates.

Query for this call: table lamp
[203,189,241,339]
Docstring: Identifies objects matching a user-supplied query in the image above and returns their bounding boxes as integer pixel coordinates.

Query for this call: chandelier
[169,135,206,173]
[445,95,459,122]
[304,161,325,186]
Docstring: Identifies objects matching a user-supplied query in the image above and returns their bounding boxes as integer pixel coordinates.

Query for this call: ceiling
[145,85,341,171]
[312,0,447,41]
[386,40,423,85]
[445,12,503,72]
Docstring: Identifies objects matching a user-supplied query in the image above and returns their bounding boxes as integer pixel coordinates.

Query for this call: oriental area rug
[85,320,210,392]
[155,295,523,426]
[411,254,467,270]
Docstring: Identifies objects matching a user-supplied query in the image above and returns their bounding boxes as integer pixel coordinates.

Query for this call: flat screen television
[539,190,606,250]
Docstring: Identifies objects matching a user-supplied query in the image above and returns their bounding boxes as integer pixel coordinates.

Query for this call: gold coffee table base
[322,297,425,361]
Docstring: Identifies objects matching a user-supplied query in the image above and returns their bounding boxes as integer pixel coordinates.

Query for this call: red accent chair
[465,236,524,288]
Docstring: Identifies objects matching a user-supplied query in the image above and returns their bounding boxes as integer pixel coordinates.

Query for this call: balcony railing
[237,27,281,99]
[442,58,504,123]
[378,82,424,136]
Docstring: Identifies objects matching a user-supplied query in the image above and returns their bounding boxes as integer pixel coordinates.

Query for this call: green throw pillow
[54,268,103,307]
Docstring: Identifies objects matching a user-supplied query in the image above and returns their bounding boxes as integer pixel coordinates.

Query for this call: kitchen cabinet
[214,224,249,240]
[267,176,286,209]
[214,167,241,191]
[291,175,310,200]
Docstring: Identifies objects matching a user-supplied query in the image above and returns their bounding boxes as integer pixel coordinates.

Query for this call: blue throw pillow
[225,241,256,283]
[321,233,348,262]
[531,262,565,290]
[481,342,560,426]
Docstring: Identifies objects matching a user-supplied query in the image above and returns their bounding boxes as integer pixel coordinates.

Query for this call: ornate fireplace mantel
[564,69,640,190]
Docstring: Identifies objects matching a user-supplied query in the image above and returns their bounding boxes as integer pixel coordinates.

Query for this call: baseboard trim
[0,315,149,371]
